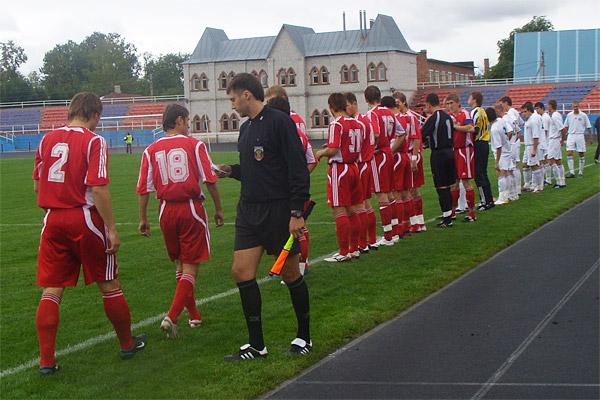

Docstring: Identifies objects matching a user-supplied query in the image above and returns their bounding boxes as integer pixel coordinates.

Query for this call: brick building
[182,14,418,139]
[416,50,474,87]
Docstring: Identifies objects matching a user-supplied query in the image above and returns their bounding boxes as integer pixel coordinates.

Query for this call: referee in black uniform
[421,93,456,228]
[215,73,312,359]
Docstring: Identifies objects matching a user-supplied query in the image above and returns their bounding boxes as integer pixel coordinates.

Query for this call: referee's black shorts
[430,147,456,188]
[234,199,300,256]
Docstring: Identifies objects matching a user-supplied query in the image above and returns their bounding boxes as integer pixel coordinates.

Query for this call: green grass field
[1,147,598,399]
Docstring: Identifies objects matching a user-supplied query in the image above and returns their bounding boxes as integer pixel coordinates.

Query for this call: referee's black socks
[436,187,453,219]
[237,279,264,350]
[287,276,311,343]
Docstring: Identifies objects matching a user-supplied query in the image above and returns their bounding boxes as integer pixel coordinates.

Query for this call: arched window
[231,114,239,131]
[350,64,359,82]
[310,67,319,85]
[311,109,321,128]
[200,73,208,90]
[220,114,230,131]
[278,68,287,86]
[259,70,268,87]
[287,68,296,86]
[320,66,329,84]
[219,72,228,89]
[193,115,201,132]
[367,63,376,82]
[229,71,235,82]
[322,110,330,126]
[340,65,349,83]
[191,74,200,91]
[377,62,386,81]
[202,115,210,132]
[251,70,258,78]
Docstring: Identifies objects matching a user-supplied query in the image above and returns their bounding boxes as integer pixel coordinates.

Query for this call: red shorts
[159,199,210,264]
[455,146,475,180]
[37,207,117,287]
[370,149,393,193]
[411,154,425,188]
[393,153,412,191]
[358,161,373,201]
[327,163,361,207]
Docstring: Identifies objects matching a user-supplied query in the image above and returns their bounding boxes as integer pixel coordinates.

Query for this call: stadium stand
[0,108,42,132]
[503,85,552,108]
[542,83,597,109]
[580,86,600,110]
[460,88,506,108]
[40,107,68,131]
[120,103,169,130]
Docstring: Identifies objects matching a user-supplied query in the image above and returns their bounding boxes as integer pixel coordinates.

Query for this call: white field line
[0,254,330,379]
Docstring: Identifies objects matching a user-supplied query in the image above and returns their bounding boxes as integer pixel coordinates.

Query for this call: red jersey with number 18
[136,134,217,201]
[33,126,110,209]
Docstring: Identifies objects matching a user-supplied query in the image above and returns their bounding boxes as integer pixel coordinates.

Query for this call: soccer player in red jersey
[344,92,378,252]
[317,93,363,262]
[394,92,426,233]
[137,104,224,339]
[380,96,409,241]
[445,94,477,222]
[33,92,147,375]
[364,86,403,247]
[265,86,317,274]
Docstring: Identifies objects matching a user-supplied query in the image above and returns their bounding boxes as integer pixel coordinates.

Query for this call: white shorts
[522,146,539,167]
[538,145,547,160]
[547,138,562,160]
[566,134,586,153]
[511,142,521,163]
[498,154,515,171]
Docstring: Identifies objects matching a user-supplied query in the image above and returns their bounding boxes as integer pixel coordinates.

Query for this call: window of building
[310,67,319,85]
[191,74,199,91]
[200,74,208,90]
[311,109,321,128]
[350,64,359,82]
[287,68,296,86]
[229,71,235,82]
[193,115,201,132]
[279,68,287,86]
[341,65,349,83]
[377,62,387,81]
[259,70,268,87]
[231,114,239,131]
[221,114,230,131]
[368,63,376,82]
[322,110,330,126]
[219,72,227,89]
[202,115,210,132]
[435,70,440,83]
[429,69,434,82]
[320,66,329,84]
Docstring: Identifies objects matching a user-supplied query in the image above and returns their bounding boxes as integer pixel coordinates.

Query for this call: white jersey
[491,119,511,154]
[564,111,591,135]
[505,108,522,144]
[548,111,564,140]
[524,112,542,146]
[538,112,551,148]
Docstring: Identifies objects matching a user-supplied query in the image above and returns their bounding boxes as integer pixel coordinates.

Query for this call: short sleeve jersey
[539,112,551,147]
[406,110,423,152]
[368,106,397,151]
[449,109,474,149]
[564,111,592,134]
[392,113,409,153]
[290,112,306,135]
[326,116,362,164]
[33,126,110,209]
[524,113,542,146]
[491,119,511,153]
[549,111,564,139]
[136,134,217,201]
[356,113,376,162]
[505,108,522,144]
[471,107,490,141]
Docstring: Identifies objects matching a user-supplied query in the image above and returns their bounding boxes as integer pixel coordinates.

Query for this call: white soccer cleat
[376,238,395,247]
[160,316,179,339]
[324,253,351,263]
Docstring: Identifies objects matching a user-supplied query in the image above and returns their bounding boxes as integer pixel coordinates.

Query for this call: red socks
[367,208,377,245]
[357,209,368,249]
[102,288,134,350]
[176,271,201,321]
[379,201,393,240]
[348,212,360,253]
[299,228,310,263]
[451,188,460,216]
[466,188,476,218]
[168,274,196,324]
[334,213,350,255]
[36,293,61,367]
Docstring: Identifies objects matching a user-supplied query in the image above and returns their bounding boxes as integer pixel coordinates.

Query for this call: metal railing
[0,94,185,110]
[418,73,600,89]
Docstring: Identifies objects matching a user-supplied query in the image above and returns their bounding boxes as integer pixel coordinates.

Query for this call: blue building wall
[514,29,600,81]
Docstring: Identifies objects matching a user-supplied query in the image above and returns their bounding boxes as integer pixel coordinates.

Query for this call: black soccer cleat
[120,334,148,360]
[40,363,59,376]
[224,344,268,360]
[285,338,312,355]
[435,221,453,228]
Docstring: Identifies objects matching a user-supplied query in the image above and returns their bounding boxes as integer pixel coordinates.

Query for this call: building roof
[184,14,415,64]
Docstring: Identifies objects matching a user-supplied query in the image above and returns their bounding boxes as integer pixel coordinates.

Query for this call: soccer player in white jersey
[545,100,567,187]
[488,106,515,204]
[499,96,523,196]
[562,101,593,177]
[520,102,544,193]
[534,102,552,185]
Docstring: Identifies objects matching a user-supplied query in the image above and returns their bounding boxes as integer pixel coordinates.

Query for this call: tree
[1,41,46,102]
[484,16,554,80]
[41,32,142,99]
[143,53,188,96]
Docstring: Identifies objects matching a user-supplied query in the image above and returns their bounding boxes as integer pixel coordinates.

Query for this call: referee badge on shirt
[254,146,264,161]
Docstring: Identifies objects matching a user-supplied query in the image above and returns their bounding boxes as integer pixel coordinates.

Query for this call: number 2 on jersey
[48,142,69,183]
[155,148,190,184]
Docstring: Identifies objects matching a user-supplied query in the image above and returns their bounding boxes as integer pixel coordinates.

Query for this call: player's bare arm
[205,182,225,227]
[33,179,39,196]
[138,192,151,237]
[214,164,232,178]
[316,147,338,161]
[91,185,120,254]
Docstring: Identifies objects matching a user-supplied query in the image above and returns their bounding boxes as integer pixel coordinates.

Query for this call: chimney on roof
[359,10,363,35]
[363,11,367,33]
[114,85,121,94]
[484,58,490,75]
[369,19,374,29]
[343,11,346,38]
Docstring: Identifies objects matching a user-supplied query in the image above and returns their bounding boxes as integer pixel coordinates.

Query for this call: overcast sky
[2,0,598,77]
